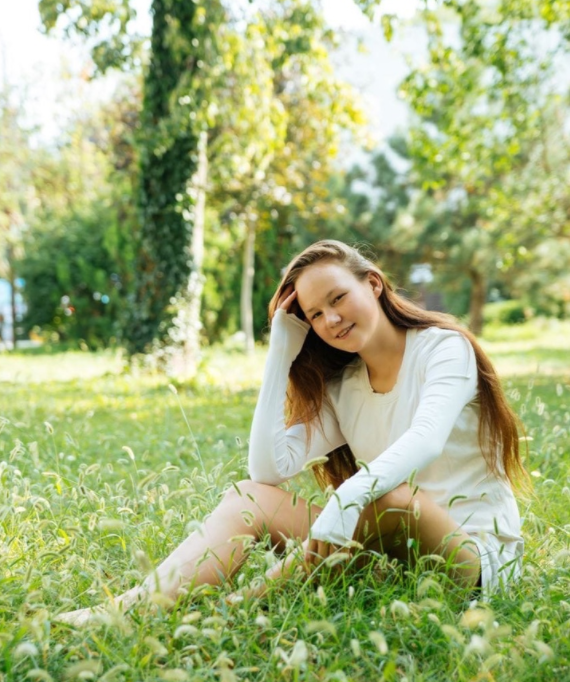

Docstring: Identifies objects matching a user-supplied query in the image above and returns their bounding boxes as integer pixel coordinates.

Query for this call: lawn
[0,320,569,682]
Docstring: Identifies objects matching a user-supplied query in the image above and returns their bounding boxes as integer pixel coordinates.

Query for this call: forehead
[295,262,360,309]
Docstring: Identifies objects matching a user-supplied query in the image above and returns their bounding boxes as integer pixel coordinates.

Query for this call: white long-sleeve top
[248,309,522,549]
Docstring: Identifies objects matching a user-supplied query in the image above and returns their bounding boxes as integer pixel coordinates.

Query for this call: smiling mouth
[336,324,354,339]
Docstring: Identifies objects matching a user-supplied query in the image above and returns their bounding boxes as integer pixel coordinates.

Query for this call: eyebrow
[304,288,340,315]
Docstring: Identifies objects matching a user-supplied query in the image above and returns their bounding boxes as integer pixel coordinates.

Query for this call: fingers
[277,285,298,311]
[303,538,338,572]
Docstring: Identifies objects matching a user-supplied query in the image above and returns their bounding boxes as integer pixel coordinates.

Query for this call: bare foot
[54,606,105,627]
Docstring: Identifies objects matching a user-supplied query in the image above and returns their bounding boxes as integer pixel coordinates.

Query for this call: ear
[368,272,383,298]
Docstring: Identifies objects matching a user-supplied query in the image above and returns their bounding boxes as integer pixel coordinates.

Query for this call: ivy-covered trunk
[126,0,201,355]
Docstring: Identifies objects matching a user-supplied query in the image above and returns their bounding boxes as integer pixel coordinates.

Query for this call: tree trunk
[181,130,208,374]
[241,222,256,355]
[7,243,16,350]
[468,268,485,336]
[127,0,200,355]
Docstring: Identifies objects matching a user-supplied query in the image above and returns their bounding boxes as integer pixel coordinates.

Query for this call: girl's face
[295,261,385,354]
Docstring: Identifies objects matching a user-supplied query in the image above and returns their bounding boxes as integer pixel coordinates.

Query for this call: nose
[325,310,341,328]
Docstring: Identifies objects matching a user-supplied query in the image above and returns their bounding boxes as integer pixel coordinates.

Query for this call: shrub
[483,299,529,326]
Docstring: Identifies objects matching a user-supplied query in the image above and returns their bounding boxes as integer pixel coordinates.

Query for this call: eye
[333,293,345,304]
[311,311,322,321]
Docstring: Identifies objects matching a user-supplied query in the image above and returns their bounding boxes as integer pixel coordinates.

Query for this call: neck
[359,322,407,379]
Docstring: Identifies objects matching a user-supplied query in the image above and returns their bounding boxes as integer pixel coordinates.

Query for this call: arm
[310,332,478,546]
[248,308,346,485]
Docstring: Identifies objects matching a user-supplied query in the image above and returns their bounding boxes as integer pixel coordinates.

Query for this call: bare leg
[242,482,481,597]
[57,482,480,624]
[56,480,320,624]
[354,483,481,587]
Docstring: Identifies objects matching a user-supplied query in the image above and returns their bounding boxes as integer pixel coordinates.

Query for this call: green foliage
[369,0,569,332]
[18,84,140,347]
[20,210,127,347]
[38,0,142,74]
[0,326,569,680]
[484,299,528,326]
[127,0,226,355]
[0,87,34,324]
[315,140,416,286]
[200,0,366,344]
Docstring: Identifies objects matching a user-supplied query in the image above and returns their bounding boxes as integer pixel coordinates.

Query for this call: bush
[19,207,135,349]
[483,299,529,326]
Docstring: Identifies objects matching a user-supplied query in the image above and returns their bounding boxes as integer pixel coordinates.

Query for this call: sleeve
[248,309,347,485]
[309,332,478,546]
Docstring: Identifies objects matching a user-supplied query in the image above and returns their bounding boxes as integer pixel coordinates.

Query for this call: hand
[303,537,341,572]
[277,285,305,320]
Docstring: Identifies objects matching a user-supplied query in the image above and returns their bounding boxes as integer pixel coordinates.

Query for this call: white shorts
[469,532,523,594]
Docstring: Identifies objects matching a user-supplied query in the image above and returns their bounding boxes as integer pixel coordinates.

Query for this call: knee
[223,479,270,504]
[369,484,415,516]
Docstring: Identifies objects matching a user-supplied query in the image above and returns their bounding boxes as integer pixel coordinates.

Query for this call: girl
[59,240,525,625]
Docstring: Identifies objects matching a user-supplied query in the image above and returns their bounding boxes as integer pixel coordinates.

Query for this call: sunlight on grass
[0,322,569,681]
[0,349,125,383]
[481,318,570,377]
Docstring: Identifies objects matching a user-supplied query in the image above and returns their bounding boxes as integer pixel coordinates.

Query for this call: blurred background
[1,0,569,369]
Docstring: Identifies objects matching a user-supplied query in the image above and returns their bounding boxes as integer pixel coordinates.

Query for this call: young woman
[58,240,525,625]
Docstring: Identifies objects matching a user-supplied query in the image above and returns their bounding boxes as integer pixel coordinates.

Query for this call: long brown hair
[268,240,528,491]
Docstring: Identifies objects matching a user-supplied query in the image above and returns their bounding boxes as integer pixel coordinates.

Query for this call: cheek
[311,320,328,339]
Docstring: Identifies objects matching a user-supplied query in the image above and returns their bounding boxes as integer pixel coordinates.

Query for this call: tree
[37,0,365,357]
[19,86,140,346]
[348,0,570,330]
[0,88,35,348]
[39,0,143,74]
[204,0,366,351]
[127,0,224,359]
[396,2,570,331]
[39,0,225,363]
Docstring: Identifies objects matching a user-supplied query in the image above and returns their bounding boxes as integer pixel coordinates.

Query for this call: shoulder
[413,326,476,377]
[415,326,473,353]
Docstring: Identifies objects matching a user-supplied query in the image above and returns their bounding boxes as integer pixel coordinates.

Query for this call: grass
[0,320,569,681]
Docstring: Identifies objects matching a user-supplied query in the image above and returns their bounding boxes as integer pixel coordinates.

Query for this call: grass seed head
[350,638,361,657]
[369,631,389,655]
[464,634,491,657]
[255,614,271,628]
[390,600,410,618]
[14,641,39,658]
[158,669,189,681]
[288,639,309,668]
